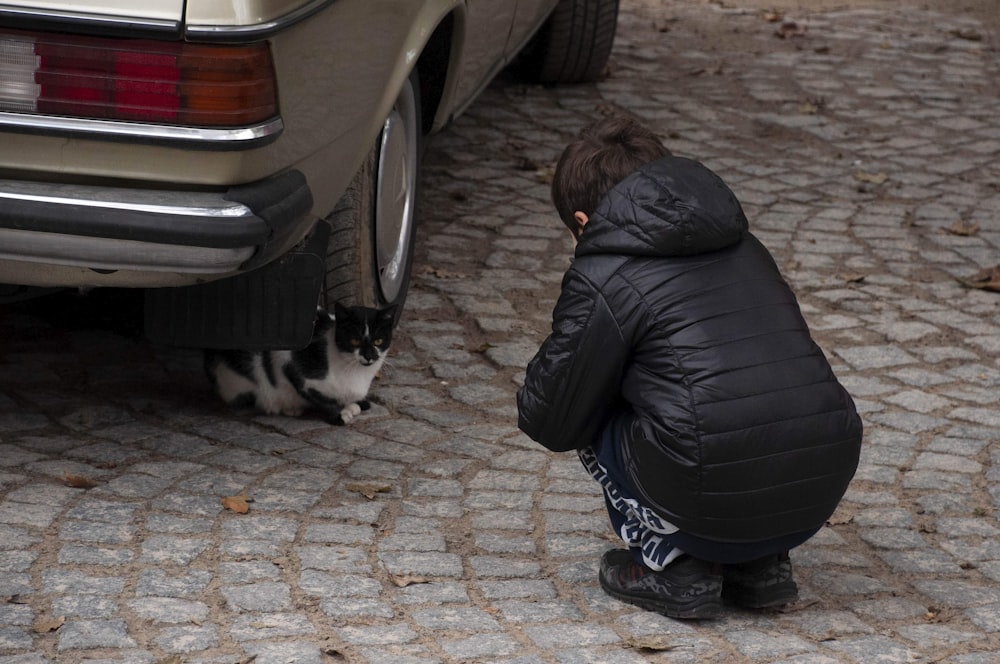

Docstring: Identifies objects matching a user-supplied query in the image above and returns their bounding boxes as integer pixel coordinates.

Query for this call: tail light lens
[0,30,277,126]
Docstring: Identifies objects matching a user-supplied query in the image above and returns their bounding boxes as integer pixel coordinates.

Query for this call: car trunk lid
[0,0,183,21]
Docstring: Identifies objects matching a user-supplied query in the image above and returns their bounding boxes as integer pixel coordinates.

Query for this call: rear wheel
[322,70,421,321]
[516,0,620,84]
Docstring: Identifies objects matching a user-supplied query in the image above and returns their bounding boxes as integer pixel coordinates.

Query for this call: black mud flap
[144,222,329,350]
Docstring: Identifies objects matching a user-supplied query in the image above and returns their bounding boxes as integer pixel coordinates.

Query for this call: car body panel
[0,0,561,291]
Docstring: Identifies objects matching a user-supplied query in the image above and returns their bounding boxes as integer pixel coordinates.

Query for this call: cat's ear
[333,301,349,320]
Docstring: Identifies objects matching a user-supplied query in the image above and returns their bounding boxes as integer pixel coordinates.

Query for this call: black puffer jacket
[517,156,862,543]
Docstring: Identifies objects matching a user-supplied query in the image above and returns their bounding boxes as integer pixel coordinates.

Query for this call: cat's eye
[374,338,384,346]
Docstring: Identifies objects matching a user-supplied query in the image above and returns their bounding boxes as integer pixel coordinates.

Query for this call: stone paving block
[439,633,520,659]
[884,548,966,575]
[221,582,292,612]
[135,569,212,598]
[335,623,418,646]
[411,606,501,632]
[524,623,621,649]
[393,581,469,605]
[139,536,210,565]
[303,523,376,545]
[913,580,1000,608]
[964,604,1000,633]
[40,570,126,595]
[463,491,533,511]
[0,502,63,528]
[474,532,536,554]
[58,520,136,545]
[379,552,463,579]
[821,635,918,663]
[51,595,119,619]
[246,488,323,513]
[126,597,209,624]
[299,571,381,598]
[320,597,394,619]
[57,544,133,566]
[57,619,137,650]
[492,599,582,623]
[153,624,218,653]
[0,628,33,651]
[229,613,316,641]
[241,641,325,664]
[725,629,818,660]
[544,534,610,558]
[144,514,213,534]
[221,515,299,541]
[808,571,894,596]
[471,512,535,535]
[219,561,282,584]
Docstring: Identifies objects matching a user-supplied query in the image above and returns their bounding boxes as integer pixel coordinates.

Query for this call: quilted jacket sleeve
[517,270,631,452]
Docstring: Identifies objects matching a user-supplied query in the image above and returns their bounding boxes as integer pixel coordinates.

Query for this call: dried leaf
[32,615,64,633]
[154,657,183,664]
[923,606,948,622]
[950,28,982,41]
[536,164,556,184]
[960,265,1000,292]
[838,272,866,283]
[626,634,688,652]
[799,102,820,114]
[853,171,888,184]
[826,507,854,525]
[946,220,980,236]
[345,481,391,500]
[418,265,469,280]
[221,495,251,514]
[775,21,807,39]
[763,10,784,22]
[391,575,430,587]
[62,472,98,489]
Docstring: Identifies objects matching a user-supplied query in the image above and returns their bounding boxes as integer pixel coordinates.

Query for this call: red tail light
[0,30,277,126]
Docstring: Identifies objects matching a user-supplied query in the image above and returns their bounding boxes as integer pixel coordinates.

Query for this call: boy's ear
[574,211,589,237]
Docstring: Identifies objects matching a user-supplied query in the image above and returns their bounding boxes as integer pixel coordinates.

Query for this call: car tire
[322,69,421,322]
[515,0,620,84]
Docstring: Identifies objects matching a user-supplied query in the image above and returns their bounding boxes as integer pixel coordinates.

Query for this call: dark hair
[551,114,671,235]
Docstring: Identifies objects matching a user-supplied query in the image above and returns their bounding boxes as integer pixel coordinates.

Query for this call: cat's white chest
[304,350,382,405]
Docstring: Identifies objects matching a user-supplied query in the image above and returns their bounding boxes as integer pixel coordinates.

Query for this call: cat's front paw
[339,402,363,424]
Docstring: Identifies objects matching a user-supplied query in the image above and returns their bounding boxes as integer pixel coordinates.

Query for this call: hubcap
[374,80,418,303]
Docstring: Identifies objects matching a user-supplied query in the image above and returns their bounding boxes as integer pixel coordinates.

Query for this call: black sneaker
[598,549,723,619]
[722,552,799,609]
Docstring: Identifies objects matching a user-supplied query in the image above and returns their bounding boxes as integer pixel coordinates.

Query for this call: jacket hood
[576,156,748,258]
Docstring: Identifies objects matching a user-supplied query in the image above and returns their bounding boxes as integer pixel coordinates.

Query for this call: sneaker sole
[722,580,799,609]
[599,574,723,619]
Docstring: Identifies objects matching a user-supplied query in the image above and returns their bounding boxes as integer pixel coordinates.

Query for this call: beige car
[0,0,618,348]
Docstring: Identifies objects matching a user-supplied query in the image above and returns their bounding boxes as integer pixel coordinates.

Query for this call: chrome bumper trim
[0,111,283,147]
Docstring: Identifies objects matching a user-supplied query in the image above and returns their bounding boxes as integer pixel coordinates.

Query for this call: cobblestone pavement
[2,1,999,663]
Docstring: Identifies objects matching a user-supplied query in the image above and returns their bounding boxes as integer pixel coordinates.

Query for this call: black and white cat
[205,302,396,425]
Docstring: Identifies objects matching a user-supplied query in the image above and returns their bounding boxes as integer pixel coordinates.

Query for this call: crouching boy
[517,115,862,619]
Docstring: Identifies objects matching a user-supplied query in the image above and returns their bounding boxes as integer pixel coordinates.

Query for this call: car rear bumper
[0,170,314,286]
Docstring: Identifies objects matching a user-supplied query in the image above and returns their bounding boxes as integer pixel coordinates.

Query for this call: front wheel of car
[515,0,620,84]
[322,70,421,322]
